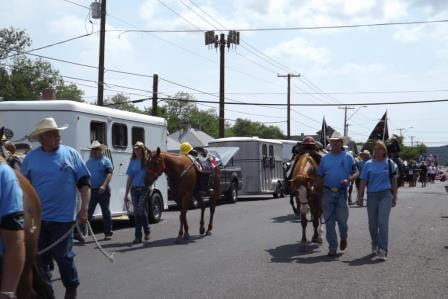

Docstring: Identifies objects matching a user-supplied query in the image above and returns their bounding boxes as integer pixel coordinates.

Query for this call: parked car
[168,146,242,208]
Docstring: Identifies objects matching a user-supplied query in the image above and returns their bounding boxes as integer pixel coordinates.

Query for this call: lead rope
[37,221,115,263]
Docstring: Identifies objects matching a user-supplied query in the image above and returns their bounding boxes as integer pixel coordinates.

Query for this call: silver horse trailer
[208,137,284,198]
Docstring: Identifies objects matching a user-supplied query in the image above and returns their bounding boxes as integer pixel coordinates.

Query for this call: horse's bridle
[146,155,166,183]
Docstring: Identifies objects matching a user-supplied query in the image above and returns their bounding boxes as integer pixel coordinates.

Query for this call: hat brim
[328,137,348,146]
[89,145,107,150]
[27,124,68,141]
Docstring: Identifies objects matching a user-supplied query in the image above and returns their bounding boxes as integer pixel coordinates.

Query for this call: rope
[86,221,115,263]
[37,221,115,263]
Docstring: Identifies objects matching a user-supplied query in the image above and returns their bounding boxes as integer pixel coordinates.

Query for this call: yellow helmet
[179,142,193,155]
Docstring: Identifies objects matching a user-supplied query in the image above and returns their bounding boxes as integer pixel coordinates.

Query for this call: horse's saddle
[187,154,213,175]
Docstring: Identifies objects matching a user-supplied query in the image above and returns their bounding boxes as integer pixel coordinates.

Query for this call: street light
[345,105,367,136]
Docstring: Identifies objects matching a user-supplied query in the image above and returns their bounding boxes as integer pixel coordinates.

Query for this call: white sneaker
[378,249,387,261]
[371,246,378,256]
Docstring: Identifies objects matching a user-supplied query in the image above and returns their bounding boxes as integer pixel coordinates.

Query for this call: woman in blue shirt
[357,141,398,261]
[124,142,150,244]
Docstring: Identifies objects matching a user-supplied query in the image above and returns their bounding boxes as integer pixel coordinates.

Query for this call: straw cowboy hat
[27,117,68,141]
[360,149,371,157]
[133,141,145,149]
[328,131,348,146]
[89,140,107,151]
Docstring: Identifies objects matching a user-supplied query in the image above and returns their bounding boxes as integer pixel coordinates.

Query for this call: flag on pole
[319,117,329,147]
[367,112,389,141]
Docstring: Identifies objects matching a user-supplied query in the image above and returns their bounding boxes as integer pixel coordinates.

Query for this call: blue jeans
[322,189,349,250]
[88,188,112,235]
[131,187,150,241]
[367,190,392,252]
[38,221,79,291]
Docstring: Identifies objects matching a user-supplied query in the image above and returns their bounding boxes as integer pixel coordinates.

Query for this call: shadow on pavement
[342,254,383,266]
[271,214,300,224]
[112,235,205,253]
[266,242,337,264]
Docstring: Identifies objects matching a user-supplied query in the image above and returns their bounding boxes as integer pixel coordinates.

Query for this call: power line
[62,0,89,9]
[113,18,448,33]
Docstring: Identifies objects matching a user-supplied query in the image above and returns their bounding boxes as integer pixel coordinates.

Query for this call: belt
[324,186,344,192]
[131,186,148,191]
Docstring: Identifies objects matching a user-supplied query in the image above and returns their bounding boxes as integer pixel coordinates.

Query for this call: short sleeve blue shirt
[360,159,397,192]
[0,164,24,254]
[357,160,368,174]
[317,151,356,189]
[86,156,113,189]
[21,145,91,222]
[126,159,146,187]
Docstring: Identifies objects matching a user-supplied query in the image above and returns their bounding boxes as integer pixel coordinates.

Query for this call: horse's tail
[32,260,55,299]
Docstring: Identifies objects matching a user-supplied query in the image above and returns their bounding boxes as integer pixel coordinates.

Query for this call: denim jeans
[322,188,349,250]
[88,188,112,236]
[38,221,79,291]
[367,190,392,252]
[131,187,150,241]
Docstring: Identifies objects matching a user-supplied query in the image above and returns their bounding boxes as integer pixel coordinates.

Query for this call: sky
[1,0,448,146]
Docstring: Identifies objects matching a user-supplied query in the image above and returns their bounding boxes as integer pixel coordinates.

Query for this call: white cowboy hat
[328,131,348,146]
[27,117,68,141]
[133,141,145,149]
[360,149,371,156]
[89,140,107,151]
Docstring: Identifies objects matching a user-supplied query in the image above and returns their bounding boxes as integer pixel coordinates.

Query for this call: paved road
[53,182,448,298]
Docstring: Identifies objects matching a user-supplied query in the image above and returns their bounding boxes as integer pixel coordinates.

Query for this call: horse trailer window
[269,145,275,168]
[132,127,145,145]
[262,144,269,168]
[90,121,107,145]
[112,123,128,149]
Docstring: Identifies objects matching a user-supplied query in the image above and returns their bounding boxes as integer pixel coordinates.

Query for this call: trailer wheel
[225,181,238,203]
[273,183,283,198]
[148,193,163,224]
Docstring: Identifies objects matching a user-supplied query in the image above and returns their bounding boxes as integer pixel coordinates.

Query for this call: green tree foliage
[232,118,285,139]
[0,27,83,101]
[104,94,143,114]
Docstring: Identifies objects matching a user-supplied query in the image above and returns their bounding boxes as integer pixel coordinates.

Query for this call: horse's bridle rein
[146,155,166,183]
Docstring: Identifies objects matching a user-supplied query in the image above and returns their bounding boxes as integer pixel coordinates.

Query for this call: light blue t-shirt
[357,160,368,174]
[0,164,24,254]
[317,151,356,189]
[360,159,397,192]
[126,159,146,187]
[21,145,91,222]
[86,156,113,189]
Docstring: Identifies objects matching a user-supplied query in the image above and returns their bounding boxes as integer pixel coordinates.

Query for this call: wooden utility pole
[205,30,240,138]
[278,73,300,139]
[338,106,355,137]
[219,34,225,138]
[97,0,106,106]
[152,74,158,116]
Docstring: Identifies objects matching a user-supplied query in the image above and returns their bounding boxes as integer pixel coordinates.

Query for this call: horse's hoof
[206,231,212,236]
[183,233,191,240]
[200,227,206,235]
[300,240,308,244]
[312,237,323,244]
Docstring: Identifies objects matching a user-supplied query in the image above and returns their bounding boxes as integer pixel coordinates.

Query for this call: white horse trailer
[0,100,168,223]
[208,137,284,198]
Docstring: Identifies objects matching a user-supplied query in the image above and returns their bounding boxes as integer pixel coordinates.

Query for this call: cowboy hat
[360,149,371,156]
[133,141,145,149]
[27,117,68,141]
[328,131,348,146]
[89,140,107,151]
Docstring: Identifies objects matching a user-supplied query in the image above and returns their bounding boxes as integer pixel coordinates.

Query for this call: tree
[0,27,84,101]
[104,94,143,113]
[232,118,284,139]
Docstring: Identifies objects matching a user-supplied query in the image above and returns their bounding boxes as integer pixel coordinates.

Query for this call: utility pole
[338,106,355,137]
[152,74,158,116]
[205,30,240,138]
[411,136,415,146]
[278,73,300,139]
[97,0,106,106]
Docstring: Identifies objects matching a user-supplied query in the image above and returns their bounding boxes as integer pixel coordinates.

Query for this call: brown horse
[145,147,221,243]
[0,129,52,298]
[289,153,323,244]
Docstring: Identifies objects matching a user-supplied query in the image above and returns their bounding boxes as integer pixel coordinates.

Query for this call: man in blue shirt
[0,159,25,298]
[21,117,90,299]
[317,132,358,257]
[84,141,113,240]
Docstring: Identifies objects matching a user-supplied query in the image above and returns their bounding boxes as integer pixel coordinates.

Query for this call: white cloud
[344,0,376,16]
[265,37,331,64]
[383,1,408,19]
[392,25,425,42]
[310,62,386,77]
